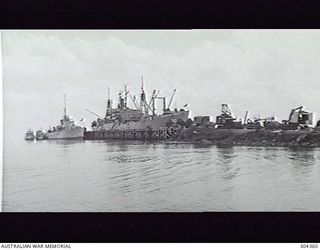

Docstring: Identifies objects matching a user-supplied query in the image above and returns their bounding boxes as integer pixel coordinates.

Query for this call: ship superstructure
[36,130,47,140]
[90,79,190,131]
[24,129,35,140]
[45,95,85,139]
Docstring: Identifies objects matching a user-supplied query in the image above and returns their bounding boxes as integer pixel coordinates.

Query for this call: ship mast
[140,75,148,115]
[106,87,113,118]
[140,76,144,109]
[124,85,128,108]
[64,94,67,119]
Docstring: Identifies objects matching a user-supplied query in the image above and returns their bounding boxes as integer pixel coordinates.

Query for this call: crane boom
[244,111,249,124]
[148,90,156,107]
[86,109,104,119]
[288,106,304,121]
[128,92,139,109]
[167,89,176,110]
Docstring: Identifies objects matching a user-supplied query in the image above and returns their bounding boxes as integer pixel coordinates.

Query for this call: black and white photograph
[2,30,320,213]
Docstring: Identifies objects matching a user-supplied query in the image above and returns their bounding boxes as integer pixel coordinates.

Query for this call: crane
[86,109,104,119]
[167,89,177,110]
[148,90,160,115]
[128,92,139,109]
[288,106,303,123]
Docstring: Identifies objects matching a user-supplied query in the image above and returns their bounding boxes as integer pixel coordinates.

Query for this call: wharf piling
[84,127,183,141]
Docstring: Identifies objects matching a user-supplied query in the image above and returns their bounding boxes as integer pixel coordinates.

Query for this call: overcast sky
[2,30,320,139]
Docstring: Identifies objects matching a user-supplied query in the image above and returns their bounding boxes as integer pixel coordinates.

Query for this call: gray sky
[2,30,320,140]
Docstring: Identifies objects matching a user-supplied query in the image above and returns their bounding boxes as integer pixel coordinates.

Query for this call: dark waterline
[3,139,320,211]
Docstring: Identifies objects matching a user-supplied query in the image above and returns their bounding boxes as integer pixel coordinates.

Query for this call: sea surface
[3,139,320,212]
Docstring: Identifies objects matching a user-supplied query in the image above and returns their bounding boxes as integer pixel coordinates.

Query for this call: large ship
[89,81,190,131]
[45,95,85,139]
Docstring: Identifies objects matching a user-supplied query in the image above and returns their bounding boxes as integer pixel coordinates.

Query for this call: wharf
[84,127,183,141]
[83,126,320,147]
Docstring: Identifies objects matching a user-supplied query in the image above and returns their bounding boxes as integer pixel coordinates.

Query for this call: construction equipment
[167,89,177,110]
[215,104,243,129]
[244,111,249,125]
[194,116,213,126]
[245,116,279,130]
[282,106,316,130]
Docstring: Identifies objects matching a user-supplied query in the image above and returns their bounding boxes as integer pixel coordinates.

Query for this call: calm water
[3,139,320,212]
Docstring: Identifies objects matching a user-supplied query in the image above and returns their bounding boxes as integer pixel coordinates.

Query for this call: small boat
[24,129,35,140]
[36,130,47,140]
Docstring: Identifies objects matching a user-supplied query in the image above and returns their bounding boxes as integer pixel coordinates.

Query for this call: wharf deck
[84,127,183,140]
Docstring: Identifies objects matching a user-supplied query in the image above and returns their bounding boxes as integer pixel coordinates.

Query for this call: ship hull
[36,135,46,140]
[45,127,84,139]
[97,110,190,131]
[24,136,34,140]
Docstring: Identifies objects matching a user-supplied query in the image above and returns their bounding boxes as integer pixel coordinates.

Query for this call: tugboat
[35,130,47,140]
[45,95,85,139]
[24,129,35,140]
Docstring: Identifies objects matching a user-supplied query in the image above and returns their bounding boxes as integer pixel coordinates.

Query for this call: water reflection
[109,141,129,152]
[216,146,239,181]
[164,142,193,150]
[262,147,283,161]
[216,145,236,165]
[191,143,214,149]
[103,140,158,152]
[107,154,155,164]
[288,147,316,164]
[45,139,85,146]
[24,140,36,143]
[287,147,315,176]
[9,139,320,211]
